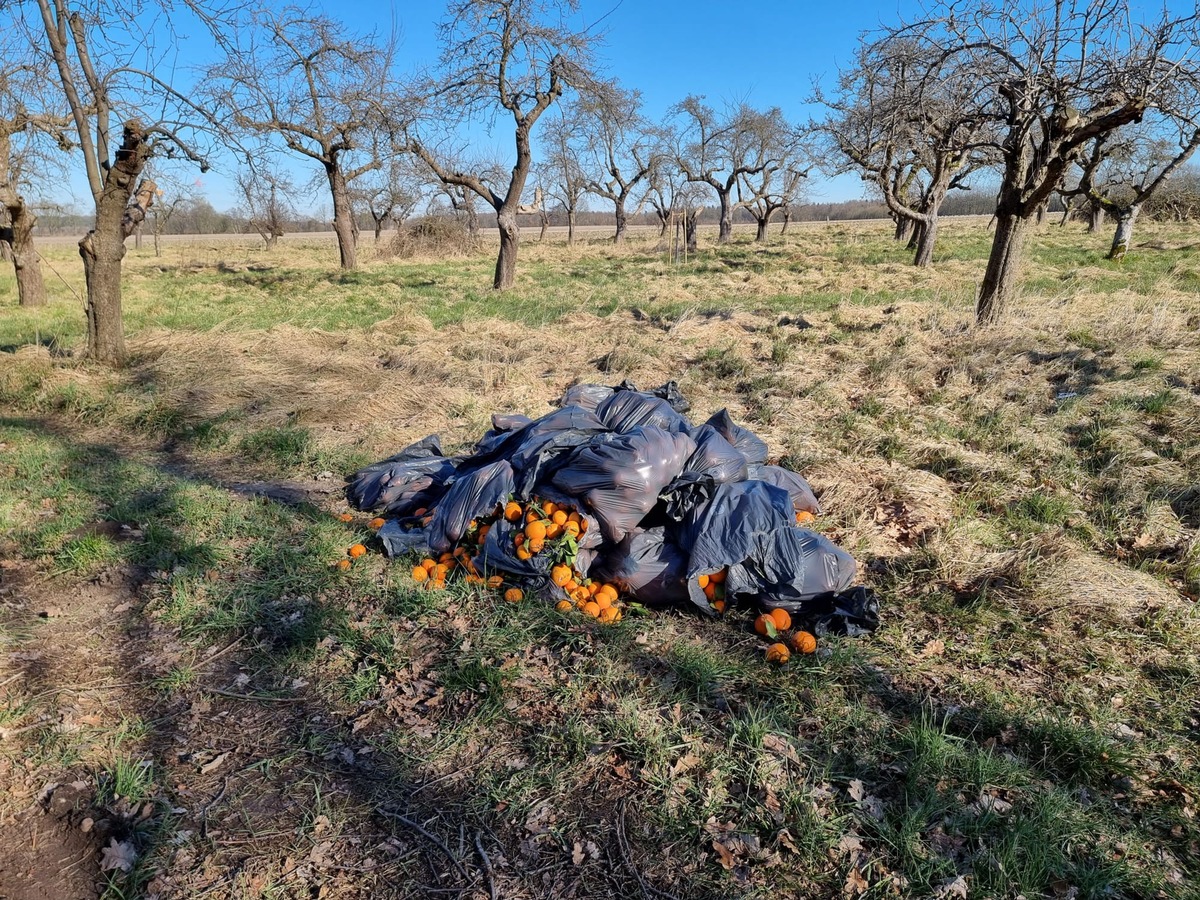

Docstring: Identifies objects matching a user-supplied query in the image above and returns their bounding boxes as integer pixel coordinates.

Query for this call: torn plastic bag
[503,406,609,498]
[560,379,691,415]
[660,424,750,519]
[595,390,692,435]
[751,464,821,515]
[590,527,689,607]
[471,491,603,593]
[612,379,691,414]
[473,412,534,456]
[346,435,458,515]
[558,383,614,412]
[427,460,515,555]
[376,519,433,558]
[552,426,697,543]
[775,586,879,637]
[705,409,768,467]
[676,481,854,612]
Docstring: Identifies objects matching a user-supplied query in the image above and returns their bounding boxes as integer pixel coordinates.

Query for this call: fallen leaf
[843,865,868,896]
[100,839,137,873]
[935,875,969,898]
[919,639,946,658]
[835,834,864,856]
[712,839,735,870]
[572,841,586,866]
[199,752,229,775]
[847,779,866,802]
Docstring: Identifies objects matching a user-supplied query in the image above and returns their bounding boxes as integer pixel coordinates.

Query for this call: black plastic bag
[596,390,692,435]
[428,460,515,555]
[346,435,458,516]
[376,519,433,558]
[558,383,614,412]
[660,424,750,519]
[590,527,690,607]
[705,409,769,467]
[787,586,880,637]
[552,426,697,542]
[503,406,609,498]
[676,481,855,612]
[751,464,821,516]
[613,379,691,414]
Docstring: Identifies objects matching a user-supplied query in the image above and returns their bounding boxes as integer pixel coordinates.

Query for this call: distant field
[1,217,1197,899]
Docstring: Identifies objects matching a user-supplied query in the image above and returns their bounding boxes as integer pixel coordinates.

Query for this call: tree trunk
[717,192,733,243]
[567,210,575,246]
[326,165,357,270]
[1108,205,1140,260]
[2,193,48,307]
[894,215,913,242]
[905,219,922,251]
[976,211,1032,325]
[755,216,769,242]
[134,222,143,249]
[538,211,549,242]
[1088,204,1104,233]
[374,217,384,244]
[614,201,627,245]
[264,231,279,250]
[781,208,791,234]
[685,210,699,252]
[494,210,519,290]
[657,212,669,238]
[78,122,153,366]
[912,215,937,268]
[1035,201,1049,226]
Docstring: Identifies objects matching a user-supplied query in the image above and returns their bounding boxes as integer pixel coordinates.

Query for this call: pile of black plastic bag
[348,381,878,636]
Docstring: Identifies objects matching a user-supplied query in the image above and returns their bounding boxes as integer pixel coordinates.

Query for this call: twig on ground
[203,688,304,703]
[616,798,681,900]
[379,808,470,882]
[475,831,498,900]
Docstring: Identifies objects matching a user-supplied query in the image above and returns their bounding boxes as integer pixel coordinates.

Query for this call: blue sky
[42,0,1191,215]
[149,0,907,214]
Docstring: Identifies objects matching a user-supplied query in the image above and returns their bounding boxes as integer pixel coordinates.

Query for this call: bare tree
[815,34,994,267]
[1067,113,1200,259]
[887,1,1200,323]
[576,80,655,244]
[406,0,601,290]
[354,158,423,244]
[0,37,70,307]
[148,180,197,257]
[208,8,394,271]
[23,0,219,364]
[670,97,796,245]
[539,111,588,245]
[237,168,292,249]
[738,157,808,242]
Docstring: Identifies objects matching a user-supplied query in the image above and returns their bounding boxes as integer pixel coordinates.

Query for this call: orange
[545,523,564,540]
[434,564,450,579]
[551,510,568,526]
[595,593,613,610]
[516,547,533,561]
[551,564,572,587]
[412,565,429,582]
[713,599,726,614]
[564,579,579,592]
[597,584,618,602]
[421,558,437,571]
[348,544,367,558]
[337,512,354,522]
[765,643,790,665]
[754,614,777,637]
[697,573,710,589]
[565,521,580,538]
[528,539,544,554]
[555,599,573,612]
[598,606,619,623]
[335,559,351,571]
[369,517,386,529]
[542,501,556,516]
[486,575,505,589]
[504,588,523,603]
[582,601,601,618]
[525,521,548,542]
[796,510,816,526]
[709,569,726,584]
[769,608,792,632]
[703,582,717,601]
[791,631,817,655]
[572,587,591,604]
[504,501,523,522]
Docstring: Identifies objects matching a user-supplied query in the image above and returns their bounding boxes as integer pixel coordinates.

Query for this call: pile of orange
[753,607,818,664]
[696,569,729,612]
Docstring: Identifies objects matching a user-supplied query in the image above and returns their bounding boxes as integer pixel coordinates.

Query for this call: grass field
[1,218,1198,899]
